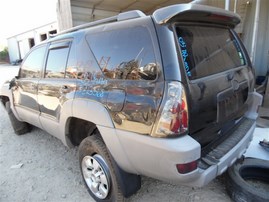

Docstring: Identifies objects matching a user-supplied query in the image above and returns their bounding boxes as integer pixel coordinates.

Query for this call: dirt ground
[0,65,231,202]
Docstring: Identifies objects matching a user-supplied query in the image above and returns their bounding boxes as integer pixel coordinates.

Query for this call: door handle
[60,85,70,93]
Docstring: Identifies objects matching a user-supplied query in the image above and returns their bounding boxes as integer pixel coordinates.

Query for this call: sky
[0,0,57,49]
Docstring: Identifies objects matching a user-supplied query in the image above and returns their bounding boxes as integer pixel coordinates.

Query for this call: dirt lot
[0,65,231,202]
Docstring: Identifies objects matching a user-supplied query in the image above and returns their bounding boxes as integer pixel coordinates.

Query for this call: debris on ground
[10,163,24,169]
[259,139,269,152]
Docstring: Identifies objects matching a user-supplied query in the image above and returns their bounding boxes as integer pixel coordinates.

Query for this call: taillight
[176,160,198,174]
[153,82,188,137]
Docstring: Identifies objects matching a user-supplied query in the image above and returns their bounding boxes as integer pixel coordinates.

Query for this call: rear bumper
[99,118,255,187]
[98,92,261,187]
[190,119,255,187]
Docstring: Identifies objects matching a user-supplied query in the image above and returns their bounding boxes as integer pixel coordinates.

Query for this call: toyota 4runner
[0,3,262,201]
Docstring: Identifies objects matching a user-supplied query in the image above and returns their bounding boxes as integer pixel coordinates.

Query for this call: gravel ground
[0,64,231,202]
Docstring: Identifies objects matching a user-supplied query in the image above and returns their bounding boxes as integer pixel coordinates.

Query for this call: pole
[225,0,230,11]
[234,0,238,13]
[250,0,261,64]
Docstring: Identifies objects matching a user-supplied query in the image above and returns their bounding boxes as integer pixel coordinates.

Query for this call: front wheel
[78,135,124,202]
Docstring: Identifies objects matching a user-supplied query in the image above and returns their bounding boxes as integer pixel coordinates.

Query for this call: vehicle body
[0,3,262,201]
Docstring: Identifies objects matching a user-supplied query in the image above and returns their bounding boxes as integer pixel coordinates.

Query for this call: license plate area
[217,82,248,122]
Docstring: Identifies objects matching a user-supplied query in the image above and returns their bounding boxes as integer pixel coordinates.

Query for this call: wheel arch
[62,99,141,197]
[61,99,114,147]
[0,84,22,121]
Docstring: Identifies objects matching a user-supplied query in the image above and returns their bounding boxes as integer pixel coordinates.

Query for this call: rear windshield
[176,25,245,80]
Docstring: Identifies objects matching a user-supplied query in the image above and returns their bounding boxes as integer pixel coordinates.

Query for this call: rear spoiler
[152,4,241,28]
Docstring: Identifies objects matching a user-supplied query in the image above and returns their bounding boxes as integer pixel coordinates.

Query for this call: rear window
[176,25,245,80]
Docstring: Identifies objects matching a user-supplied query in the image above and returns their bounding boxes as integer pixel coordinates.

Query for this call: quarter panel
[72,99,114,128]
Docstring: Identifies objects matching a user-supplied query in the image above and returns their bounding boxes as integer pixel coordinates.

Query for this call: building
[7,22,58,63]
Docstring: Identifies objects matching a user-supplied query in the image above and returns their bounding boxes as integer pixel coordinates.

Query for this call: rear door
[175,25,254,146]
[38,40,77,137]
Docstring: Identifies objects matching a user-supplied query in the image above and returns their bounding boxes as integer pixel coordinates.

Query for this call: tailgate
[175,24,254,147]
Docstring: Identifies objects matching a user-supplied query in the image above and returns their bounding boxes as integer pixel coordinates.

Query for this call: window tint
[20,45,46,78]
[176,26,245,80]
[45,45,70,78]
[65,43,77,79]
[87,26,157,80]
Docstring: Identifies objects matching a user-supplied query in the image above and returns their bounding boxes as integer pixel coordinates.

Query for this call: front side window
[176,25,245,80]
[20,45,46,78]
[45,43,70,78]
[87,26,157,80]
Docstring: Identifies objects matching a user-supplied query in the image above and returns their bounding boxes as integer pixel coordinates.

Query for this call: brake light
[153,82,188,137]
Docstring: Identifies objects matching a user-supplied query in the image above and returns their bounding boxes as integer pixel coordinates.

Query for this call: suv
[0,3,262,201]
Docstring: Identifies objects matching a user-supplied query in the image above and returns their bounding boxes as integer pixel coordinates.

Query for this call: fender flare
[60,99,141,197]
[59,98,114,147]
[0,83,22,121]
[72,99,114,128]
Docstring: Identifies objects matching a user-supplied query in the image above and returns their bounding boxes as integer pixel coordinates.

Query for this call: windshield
[176,25,245,80]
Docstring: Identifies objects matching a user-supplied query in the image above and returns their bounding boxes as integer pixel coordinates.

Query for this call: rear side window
[176,26,245,80]
[87,26,157,80]
[20,45,46,78]
[45,42,70,78]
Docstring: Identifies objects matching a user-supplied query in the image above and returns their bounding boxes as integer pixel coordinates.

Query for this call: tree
[0,47,9,63]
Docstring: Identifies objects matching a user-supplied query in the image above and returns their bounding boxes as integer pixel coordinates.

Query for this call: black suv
[0,3,261,201]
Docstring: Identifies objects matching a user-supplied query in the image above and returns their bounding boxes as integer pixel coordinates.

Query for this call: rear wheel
[79,135,124,202]
[5,101,31,135]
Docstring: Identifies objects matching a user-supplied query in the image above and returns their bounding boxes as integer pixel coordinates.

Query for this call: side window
[87,26,157,80]
[45,42,70,78]
[65,43,77,79]
[20,45,46,78]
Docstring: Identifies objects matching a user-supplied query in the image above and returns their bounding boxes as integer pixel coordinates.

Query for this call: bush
[0,47,9,62]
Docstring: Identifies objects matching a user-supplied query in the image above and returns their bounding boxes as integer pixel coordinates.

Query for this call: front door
[13,45,47,128]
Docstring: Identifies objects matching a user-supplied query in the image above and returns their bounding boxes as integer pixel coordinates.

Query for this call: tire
[225,158,269,202]
[5,101,31,135]
[78,135,124,202]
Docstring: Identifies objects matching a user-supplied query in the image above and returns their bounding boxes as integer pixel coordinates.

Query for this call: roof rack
[59,10,146,35]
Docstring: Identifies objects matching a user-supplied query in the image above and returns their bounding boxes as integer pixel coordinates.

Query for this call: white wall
[7,38,20,63]
[7,22,58,63]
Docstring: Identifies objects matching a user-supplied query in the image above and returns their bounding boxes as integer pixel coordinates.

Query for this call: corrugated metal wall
[71,2,118,26]
[242,0,269,76]
[254,0,269,76]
